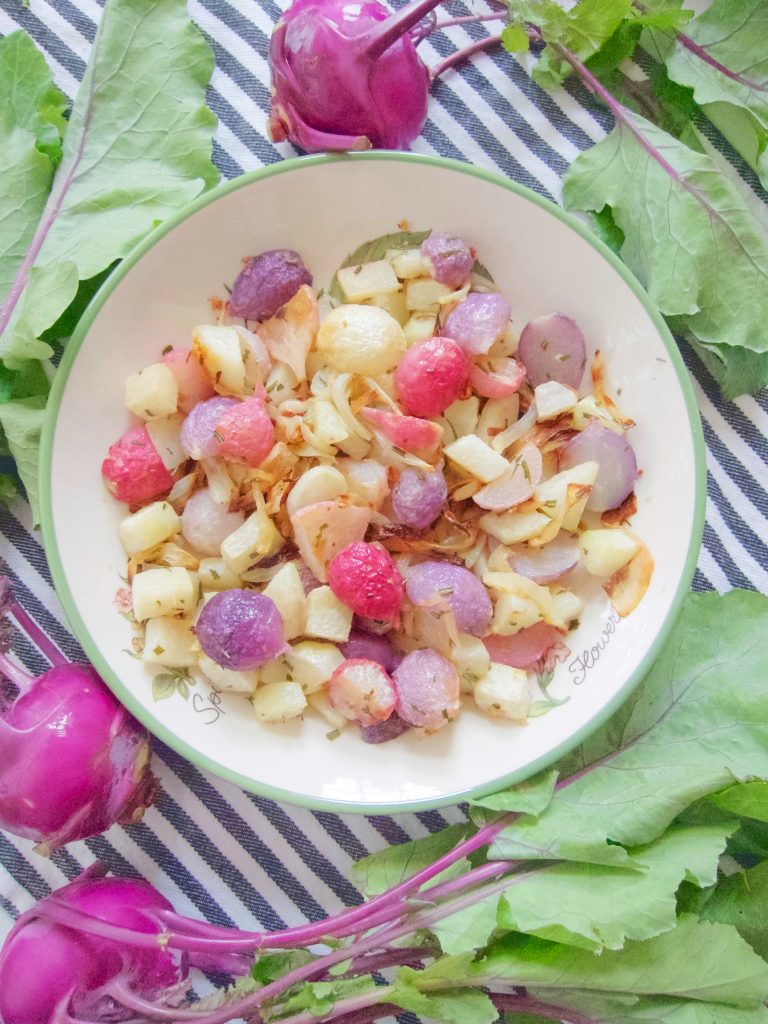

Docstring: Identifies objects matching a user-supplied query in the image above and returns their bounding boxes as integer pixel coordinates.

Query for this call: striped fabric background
[1,0,767,1004]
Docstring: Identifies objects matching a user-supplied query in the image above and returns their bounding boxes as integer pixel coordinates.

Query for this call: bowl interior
[41,154,703,812]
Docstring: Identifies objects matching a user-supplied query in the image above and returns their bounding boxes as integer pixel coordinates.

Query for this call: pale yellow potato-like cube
[492,593,542,635]
[146,414,186,471]
[198,558,242,591]
[480,510,551,545]
[474,664,530,721]
[552,588,584,624]
[221,510,282,575]
[368,289,408,326]
[337,459,388,509]
[579,528,640,577]
[198,653,258,693]
[119,501,180,556]
[311,399,350,448]
[534,381,578,421]
[132,567,198,621]
[305,586,353,643]
[291,501,373,582]
[125,363,178,420]
[477,396,520,447]
[307,689,349,731]
[263,562,307,641]
[253,681,307,723]
[285,640,345,694]
[258,656,292,686]
[317,305,406,376]
[404,312,437,345]
[444,435,508,483]
[193,325,246,396]
[338,260,401,302]
[387,247,431,279]
[405,277,454,311]
[572,396,622,433]
[451,633,491,694]
[143,616,198,667]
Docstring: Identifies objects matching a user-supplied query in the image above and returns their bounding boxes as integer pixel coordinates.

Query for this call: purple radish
[518,313,587,389]
[405,561,492,637]
[421,232,474,289]
[560,422,639,511]
[393,649,460,731]
[443,292,511,356]
[229,249,312,322]
[392,464,448,529]
[196,590,285,670]
[341,630,403,674]
[360,712,410,744]
[180,396,239,460]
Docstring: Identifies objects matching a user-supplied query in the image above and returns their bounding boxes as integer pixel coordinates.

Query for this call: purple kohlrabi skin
[0,665,155,850]
[268,0,430,150]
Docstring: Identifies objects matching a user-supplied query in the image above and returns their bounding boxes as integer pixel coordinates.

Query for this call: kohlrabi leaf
[691,340,768,402]
[352,823,469,896]
[277,976,376,1018]
[563,107,768,396]
[474,916,768,1005]
[700,861,768,960]
[507,0,637,88]
[0,0,218,364]
[0,32,67,163]
[528,992,768,1024]
[469,768,557,815]
[491,591,768,865]
[643,0,768,190]
[494,823,731,952]
[328,229,431,303]
[390,964,497,1024]
[710,782,768,824]
[431,891,500,956]
[0,396,46,522]
[0,474,18,506]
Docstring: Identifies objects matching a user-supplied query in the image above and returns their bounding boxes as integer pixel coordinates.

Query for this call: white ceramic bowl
[40,153,705,813]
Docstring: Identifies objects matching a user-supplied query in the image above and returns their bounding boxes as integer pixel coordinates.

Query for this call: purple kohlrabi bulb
[268,0,432,151]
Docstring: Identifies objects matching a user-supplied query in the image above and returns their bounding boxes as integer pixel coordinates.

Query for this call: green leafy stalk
[0,0,218,518]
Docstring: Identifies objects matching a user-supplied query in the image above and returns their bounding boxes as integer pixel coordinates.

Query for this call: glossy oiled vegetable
[102,425,175,506]
[341,629,403,674]
[420,232,474,289]
[393,648,460,731]
[443,292,511,356]
[518,312,587,390]
[392,464,447,529]
[196,590,285,670]
[329,658,397,726]
[560,421,638,511]
[229,249,312,321]
[0,580,154,851]
[394,336,469,418]
[405,560,492,637]
[328,542,405,624]
[179,396,238,459]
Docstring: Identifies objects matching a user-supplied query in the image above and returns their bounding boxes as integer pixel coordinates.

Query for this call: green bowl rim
[39,150,706,814]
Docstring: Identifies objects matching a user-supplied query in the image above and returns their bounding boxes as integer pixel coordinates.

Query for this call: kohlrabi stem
[632,0,767,92]
[491,993,598,1024]
[0,651,35,694]
[431,12,505,31]
[362,0,446,60]
[9,601,67,666]
[431,33,503,80]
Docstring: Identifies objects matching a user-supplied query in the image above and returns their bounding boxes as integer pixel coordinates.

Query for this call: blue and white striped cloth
[2,0,767,1000]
